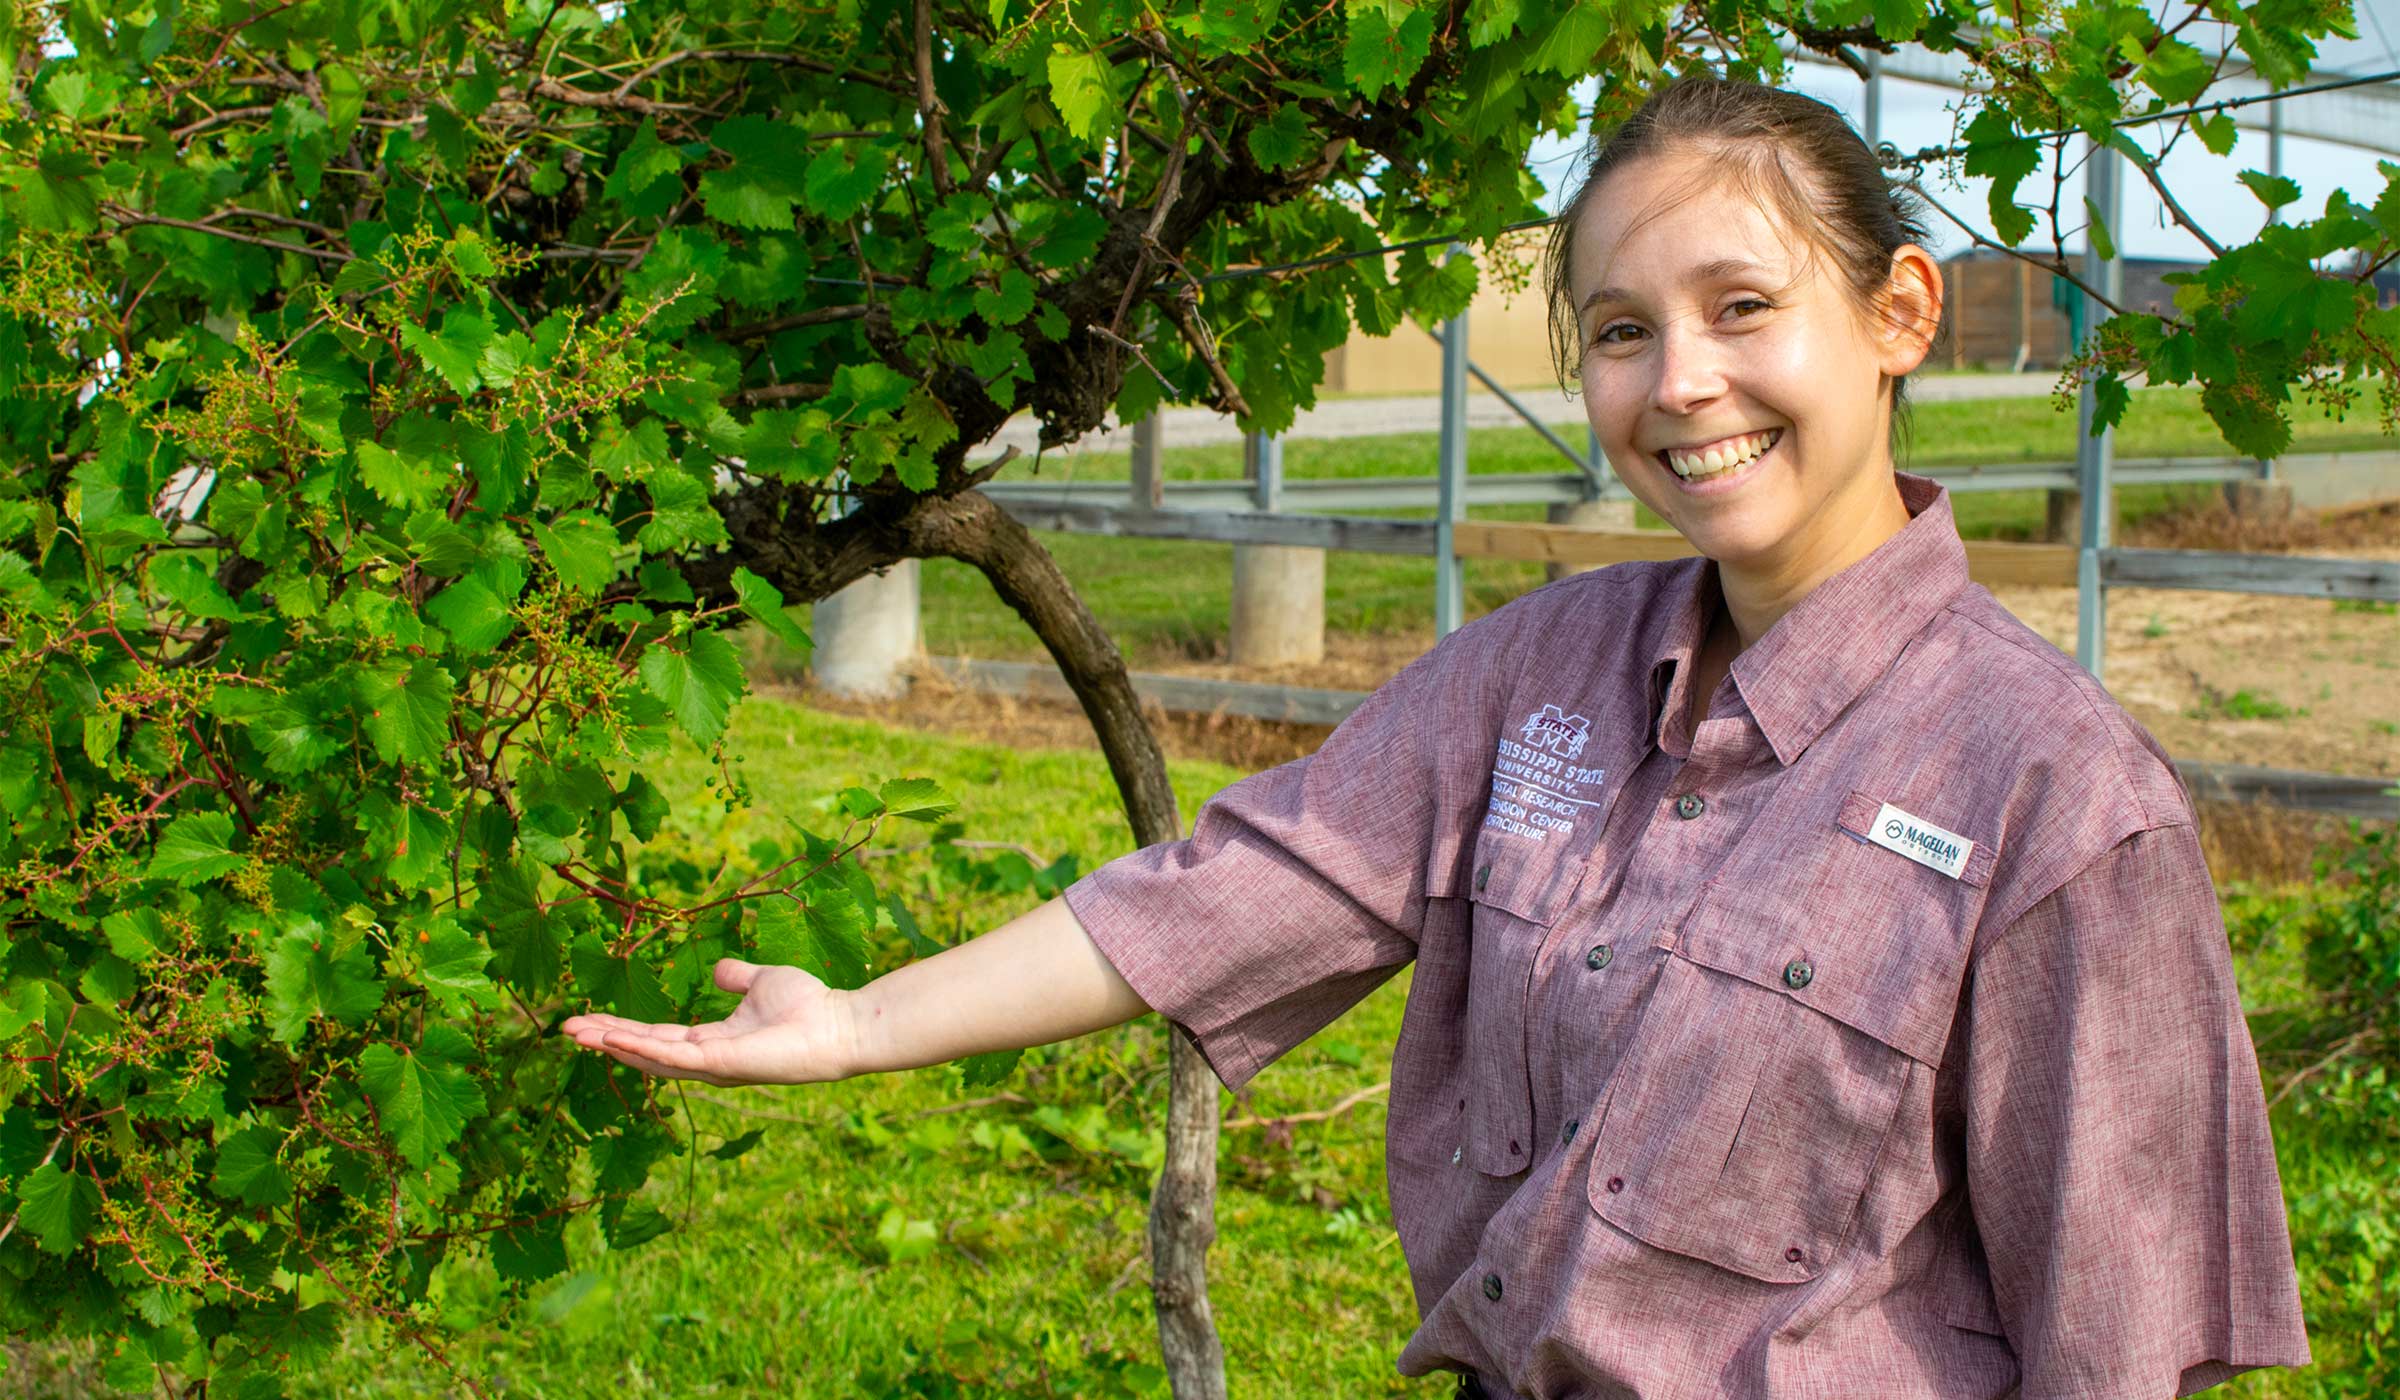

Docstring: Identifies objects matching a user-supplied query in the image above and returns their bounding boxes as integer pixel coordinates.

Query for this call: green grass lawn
[263,696,2375,1399]
[293,700,1436,1399]
[884,383,2395,669]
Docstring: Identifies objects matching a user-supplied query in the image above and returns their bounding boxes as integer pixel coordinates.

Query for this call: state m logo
[1518,704,1591,760]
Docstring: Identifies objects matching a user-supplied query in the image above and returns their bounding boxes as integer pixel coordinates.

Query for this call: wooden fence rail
[992,500,2399,602]
[926,658,2400,820]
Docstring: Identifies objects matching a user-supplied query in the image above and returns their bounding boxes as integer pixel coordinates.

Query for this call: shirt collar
[1646,471,1971,766]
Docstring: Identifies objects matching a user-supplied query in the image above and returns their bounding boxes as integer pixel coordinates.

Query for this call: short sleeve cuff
[1063,866,1269,1092]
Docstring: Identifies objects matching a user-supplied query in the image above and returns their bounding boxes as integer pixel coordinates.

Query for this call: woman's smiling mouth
[1656,427,1782,481]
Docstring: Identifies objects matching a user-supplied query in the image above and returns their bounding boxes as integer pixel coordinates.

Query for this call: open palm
[560,957,855,1087]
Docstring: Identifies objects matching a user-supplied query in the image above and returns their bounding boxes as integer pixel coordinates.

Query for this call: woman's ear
[1875,243,1944,378]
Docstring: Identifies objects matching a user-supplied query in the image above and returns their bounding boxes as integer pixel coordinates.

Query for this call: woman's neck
[1717,473,1914,650]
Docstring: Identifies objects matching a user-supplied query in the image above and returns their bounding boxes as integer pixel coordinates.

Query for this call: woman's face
[1568,154,1933,575]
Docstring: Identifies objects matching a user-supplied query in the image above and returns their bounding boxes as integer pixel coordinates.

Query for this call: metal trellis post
[2258,101,2286,485]
[2075,137,2123,680]
[1864,51,1882,151]
[1435,244,1470,638]
[1245,428,1283,514]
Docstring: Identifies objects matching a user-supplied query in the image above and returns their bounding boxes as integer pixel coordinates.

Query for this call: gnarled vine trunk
[907,489,1227,1399]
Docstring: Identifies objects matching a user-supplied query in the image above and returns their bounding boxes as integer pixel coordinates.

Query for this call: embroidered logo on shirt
[1488,707,1607,843]
[1518,704,1592,760]
[1868,803,1975,880]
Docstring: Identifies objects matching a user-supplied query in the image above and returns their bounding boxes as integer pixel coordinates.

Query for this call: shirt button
[1605,1176,1625,1194]
[1783,958,1815,990]
[1584,943,1612,971]
[1482,1273,1504,1301]
[1475,863,1492,892]
[1562,1118,1579,1144]
[1675,792,1706,820]
[1785,1246,1805,1264]
[1452,1145,1463,1165]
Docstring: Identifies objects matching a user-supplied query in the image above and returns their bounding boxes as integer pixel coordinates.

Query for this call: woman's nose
[1647,319,1730,416]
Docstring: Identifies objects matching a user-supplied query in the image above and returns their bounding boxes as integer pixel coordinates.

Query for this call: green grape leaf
[360,791,452,890]
[1962,106,2039,246]
[634,470,728,552]
[604,117,684,203]
[699,168,797,229]
[2193,110,2237,156]
[101,908,166,963]
[490,1193,570,1283]
[569,935,676,1021]
[210,1125,295,1208]
[426,557,527,653]
[729,567,812,656]
[878,777,958,823]
[2,146,100,232]
[1245,104,1316,172]
[1045,46,1118,142]
[590,417,669,481]
[2237,169,2301,212]
[802,142,887,222]
[356,657,454,767]
[479,857,563,998]
[357,1026,485,1167]
[219,685,343,777]
[414,920,502,1014]
[708,1128,766,1161]
[756,891,870,989]
[2082,196,2117,263]
[971,267,1037,327]
[955,1048,1023,1089]
[638,629,747,746]
[532,512,621,593]
[2139,36,2212,105]
[148,811,244,886]
[617,773,672,843]
[357,439,446,512]
[148,551,241,621]
[0,980,50,1040]
[264,922,384,1043]
[17,1162,100,1254]
[399,311,495,397]
[1523,0,1605,78]
[604,1199,673,1250]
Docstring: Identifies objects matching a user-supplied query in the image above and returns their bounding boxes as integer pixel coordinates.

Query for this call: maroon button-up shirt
[1063,471,2310,1398]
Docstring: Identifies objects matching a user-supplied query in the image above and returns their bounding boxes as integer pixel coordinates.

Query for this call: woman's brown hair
[1542,74,1939,458]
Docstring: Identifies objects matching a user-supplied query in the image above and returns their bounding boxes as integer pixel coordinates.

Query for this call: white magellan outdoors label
[1869,803,1975,880]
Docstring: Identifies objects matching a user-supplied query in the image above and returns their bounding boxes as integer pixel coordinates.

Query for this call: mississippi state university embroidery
[1485,704,1607,842]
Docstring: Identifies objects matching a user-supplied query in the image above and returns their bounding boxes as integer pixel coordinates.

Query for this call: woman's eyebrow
[1580,257,1772,315]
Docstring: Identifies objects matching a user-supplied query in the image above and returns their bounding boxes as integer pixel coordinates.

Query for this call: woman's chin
[1659,509,1783,568]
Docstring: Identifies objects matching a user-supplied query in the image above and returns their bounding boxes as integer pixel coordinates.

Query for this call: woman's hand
[559,957,856,1087]
[560,895,1147,1088]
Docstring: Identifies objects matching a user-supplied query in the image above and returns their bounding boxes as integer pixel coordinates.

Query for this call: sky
[1523,2,2400,267]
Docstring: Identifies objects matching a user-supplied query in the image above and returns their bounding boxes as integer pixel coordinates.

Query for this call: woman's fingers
[595,1030,732,1084]
[563,1012,697,1042]
[712,957,761,994]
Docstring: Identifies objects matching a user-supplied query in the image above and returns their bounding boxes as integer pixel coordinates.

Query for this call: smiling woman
[1550,80,1946,647]
[566,75,2314,1400]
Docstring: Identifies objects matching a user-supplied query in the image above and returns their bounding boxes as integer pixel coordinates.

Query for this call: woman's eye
[1727,297,1771,318]
[1591,322,1635,347]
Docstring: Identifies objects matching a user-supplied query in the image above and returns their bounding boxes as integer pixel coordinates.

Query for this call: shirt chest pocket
[1456,813,1601,1177]
[1582,790,1995,1284]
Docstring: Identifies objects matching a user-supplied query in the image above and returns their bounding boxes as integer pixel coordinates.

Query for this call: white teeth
[1667,429,1779,479]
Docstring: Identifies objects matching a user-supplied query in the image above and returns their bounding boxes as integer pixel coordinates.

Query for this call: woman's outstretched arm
[558,893,1152,1086]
